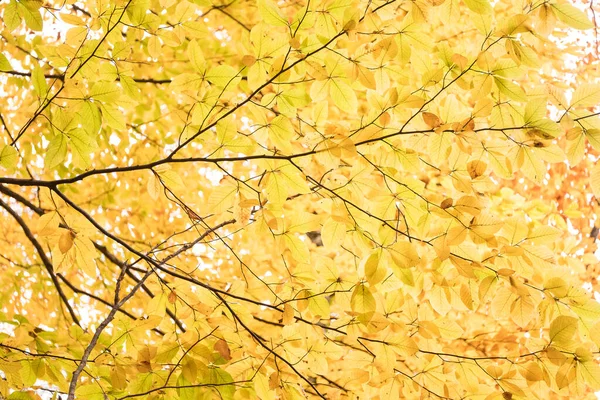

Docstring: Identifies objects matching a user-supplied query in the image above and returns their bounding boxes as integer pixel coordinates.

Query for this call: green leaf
[74,383,105,400]
[494,77,527,102]
[69,129,97,169]
[90,82,121,103]
[99,103,125,131]
[551,3,594,30]
[0,145,18,169]
[32,66,48,99]
[17,2,43,31]
[19,360,40,387]
[208,366,235,399]
[119,75,141,100]
[206,65,240,88]
[4,0,22,31]
[187,39,206,73]
[0,53,12,71]
[7,393,35,400]
[45,134,68,169]
[258,0,289,27]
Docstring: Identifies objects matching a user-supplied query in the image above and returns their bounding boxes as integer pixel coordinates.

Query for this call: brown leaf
[59,231,74,254]
[241,55,256,67]
[269,371,280,390]
[440,198,453,209]
[282,303,294,325]
[467,160,487,179]
[214,339,232,361]
[422,112,442,128]
[168,290,177,304]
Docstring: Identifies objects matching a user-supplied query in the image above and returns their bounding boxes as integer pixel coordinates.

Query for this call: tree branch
[0,197,81,327]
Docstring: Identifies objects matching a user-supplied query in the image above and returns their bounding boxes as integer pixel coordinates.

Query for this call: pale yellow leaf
[330,79,357,113]
[351,283,376,314]
[549,315,578,345]
[551,3,594,30]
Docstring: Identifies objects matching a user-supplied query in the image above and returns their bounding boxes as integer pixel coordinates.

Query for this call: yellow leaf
[464,0,491,14]
[580,361,600,390]
[4,0,21,31]
[549,315,577,345]
[206,65,240,88]
[422,112,441,128]
[146,292,167,318]
[283,233,310,263]
[45,134,67,169]
[0,145,18,169]
[571,84,600,107]
[254,372,275,400]
[551,3,594,30]
[282,303,294,325]
[351,283,376,314]
[555,360,576,389]
[147,35,161,59]
[208,180,238,213]
[32,66,48,99]
[321,217,346,248]
[37,211,61,236]
[526,225,562,245]
[69,129,98,169]
[308,294,330,318]
[0,53,12,71]
[519,362,544,382]
[389,242,419,269]
[90,82,121,103]
[363,252,386,286]
[427,130,452,165]
[18,1,43,31]
[157,169,184,190]
[330,79,357,113]
[519,147,546,183]
[147,173,161,200]
[269,115,294,153]
[187,39,206,73]
[494,77,527,102]
[73,237,97,277]
[566,129,585,165]
[510,295,535,328]
[586,129,600,151]
[434,318,464,339]
[590,162,600,199]
[258,0,288,27]
[59,231,74,254]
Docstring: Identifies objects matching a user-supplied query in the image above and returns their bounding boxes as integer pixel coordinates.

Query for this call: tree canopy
[1,0,600,398]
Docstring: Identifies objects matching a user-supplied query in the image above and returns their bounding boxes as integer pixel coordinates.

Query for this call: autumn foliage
[2,0,600,398]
